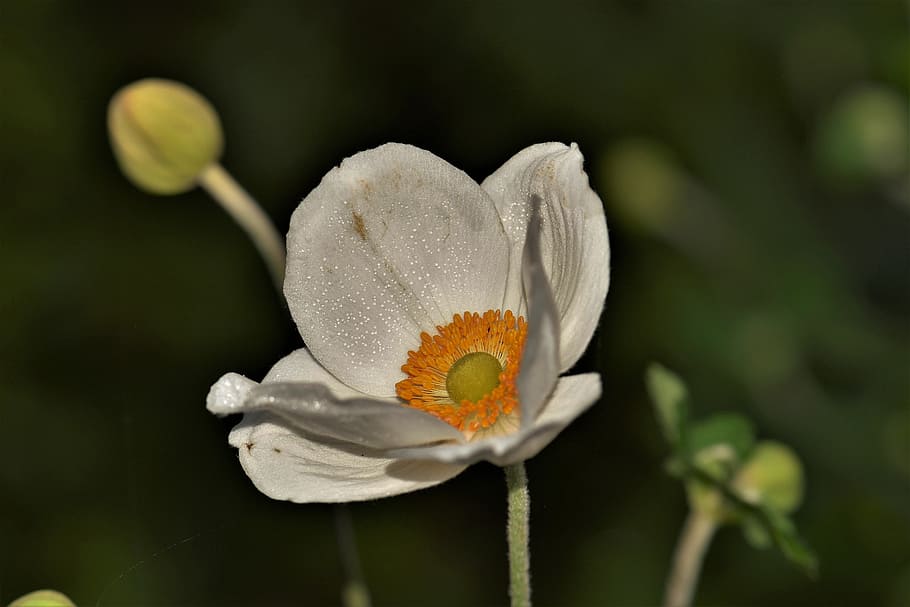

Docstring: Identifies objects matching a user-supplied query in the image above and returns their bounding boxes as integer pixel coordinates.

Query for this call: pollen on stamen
[395,309,527,435]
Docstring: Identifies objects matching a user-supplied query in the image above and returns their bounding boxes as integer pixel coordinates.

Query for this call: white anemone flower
[207,142,610,503]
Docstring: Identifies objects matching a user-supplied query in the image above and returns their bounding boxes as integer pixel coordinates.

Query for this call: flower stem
[505,462,531,607]
[335,505,372,607]
[197,162,286,290]
[663,510,717,607]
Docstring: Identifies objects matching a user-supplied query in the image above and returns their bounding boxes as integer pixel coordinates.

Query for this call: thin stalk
[505,462,531,607]
[197,162,286,289]
[663,510,717,607]
[335,505,372,607]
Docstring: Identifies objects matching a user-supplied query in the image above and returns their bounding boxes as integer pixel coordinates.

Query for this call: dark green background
[2,1,908,605]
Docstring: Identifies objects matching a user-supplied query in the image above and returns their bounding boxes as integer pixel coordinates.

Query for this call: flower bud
[732,441,804,513]
[685,478,727,521]
[108,78,223,195]
[685,443,739,521]
[814,84,909,183]
[8,590,75,607]
[601,139,686,233]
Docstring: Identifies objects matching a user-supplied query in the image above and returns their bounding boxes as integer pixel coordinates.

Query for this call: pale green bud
[601,139,686,233]
[8,590,75,607]
[685,478,727,521]
[732,441,804,513]
[108,78,223,195]
[685,443,739,521]
[815,84,909,183]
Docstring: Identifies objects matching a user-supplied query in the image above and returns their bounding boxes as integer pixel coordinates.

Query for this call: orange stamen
[395,309,527,433]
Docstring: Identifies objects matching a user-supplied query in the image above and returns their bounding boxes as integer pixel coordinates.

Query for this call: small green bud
[8,590,75,607]
[601,139,686,233]
[685,443,739,521]
[814,84,909,183]
[108,78,223,195]
[732,441,804,513]
[685,478,727,521]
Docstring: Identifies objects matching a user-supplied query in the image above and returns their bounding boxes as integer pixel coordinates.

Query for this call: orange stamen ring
[396,309,527,433]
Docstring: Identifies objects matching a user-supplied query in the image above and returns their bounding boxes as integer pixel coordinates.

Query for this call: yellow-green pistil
[446,352,502,404]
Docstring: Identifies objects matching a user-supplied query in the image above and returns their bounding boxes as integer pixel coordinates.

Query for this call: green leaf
[761,506,819,578]
[645,363,817,577]
[645,363,689,447]
[687,413,755,462]
[664,455,687,478]
[742,517,772,549]
[687,463,819,578]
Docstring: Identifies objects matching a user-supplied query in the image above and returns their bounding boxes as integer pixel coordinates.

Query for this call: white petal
[206,372,257,415]
[532,372,602,428]
[244,382,464,449]
[261,348,363,394]
[213,349,464,450]
[229,414,466,503]
[516,196,560,427]
[206,348,358,416]
[285,143,511,396]
[387,373,602,466]
[481,143,610,371]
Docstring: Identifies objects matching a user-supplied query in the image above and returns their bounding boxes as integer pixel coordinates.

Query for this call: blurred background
[1,1,908,605]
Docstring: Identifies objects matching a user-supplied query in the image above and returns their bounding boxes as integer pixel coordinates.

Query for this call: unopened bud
[733,441,804,513]
[815,84,909,183]
[108,78,223,195]
[601,139,685,233]
[8,590,75,607]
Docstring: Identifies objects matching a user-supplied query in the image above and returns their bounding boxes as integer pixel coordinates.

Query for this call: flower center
[446,352,502,404]
[395,309,527,435]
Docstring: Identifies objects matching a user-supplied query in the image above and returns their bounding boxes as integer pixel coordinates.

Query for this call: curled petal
[516,196,560,427]
[206,372,257,414]
[208,349,464,450]
[482,143,610,372]
[229,413,466,503]
[387,373,602,466]
[285,143,511,397]
[243,382,465,450]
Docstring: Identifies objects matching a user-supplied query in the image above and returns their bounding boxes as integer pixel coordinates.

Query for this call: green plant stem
[335,505,372,607]
[663,510,717,607]
[505,462,531,607]
[197,162,286,289]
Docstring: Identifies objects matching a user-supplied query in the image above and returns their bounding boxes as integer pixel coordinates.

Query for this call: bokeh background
[2,1,908,605]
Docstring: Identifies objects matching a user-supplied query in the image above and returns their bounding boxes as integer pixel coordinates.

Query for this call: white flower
[207,142,610,503]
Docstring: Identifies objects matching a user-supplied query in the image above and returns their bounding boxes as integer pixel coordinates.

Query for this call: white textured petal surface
[207,349,363,415]
[388,373,602,466]
[285,143,511,396]
[206,373,257,415]
[516,197,560,427]
[229,413,466,503]
[211,349,463,450]
[261,348,363,396]
[481,143,610,372]
[243,382,465,450]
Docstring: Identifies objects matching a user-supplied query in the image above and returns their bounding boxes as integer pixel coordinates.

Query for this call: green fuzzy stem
[505,463,531,607]
[335,504,372,607]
